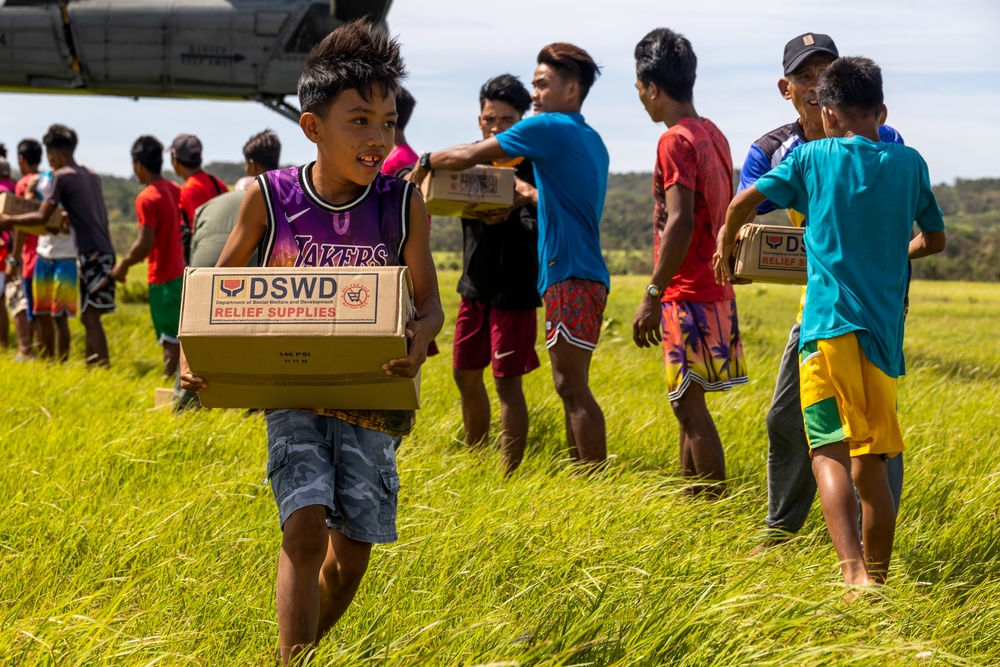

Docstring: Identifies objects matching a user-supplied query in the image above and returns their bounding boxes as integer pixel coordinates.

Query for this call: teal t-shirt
[495,112,610,294]
[755,136,945,377]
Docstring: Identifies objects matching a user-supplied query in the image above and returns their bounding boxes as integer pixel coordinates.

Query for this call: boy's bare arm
[216,182,268,267]
[180,183,269,392]
[385,190,444,379]
[908,230,946,259]
[713,186,768,285]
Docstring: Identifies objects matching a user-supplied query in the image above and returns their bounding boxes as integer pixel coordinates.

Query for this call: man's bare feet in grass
[842,578,879,604]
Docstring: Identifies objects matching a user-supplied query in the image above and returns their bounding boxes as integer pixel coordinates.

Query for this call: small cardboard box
[0,192,64,234]
[732,223,807,285]
[179,266,419,410]
[154,387,174,408]
[419,165,515,217]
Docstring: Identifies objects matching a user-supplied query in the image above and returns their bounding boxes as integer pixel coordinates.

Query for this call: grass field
[2,273,999,666]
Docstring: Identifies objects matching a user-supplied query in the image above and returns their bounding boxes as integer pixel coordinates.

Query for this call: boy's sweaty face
[305,85,397,193]
[782,53,836,128]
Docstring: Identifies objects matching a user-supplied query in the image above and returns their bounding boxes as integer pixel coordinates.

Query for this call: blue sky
[1,0,997,184]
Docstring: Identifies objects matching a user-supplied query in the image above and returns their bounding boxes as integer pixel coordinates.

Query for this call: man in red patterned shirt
[631,28,749,494]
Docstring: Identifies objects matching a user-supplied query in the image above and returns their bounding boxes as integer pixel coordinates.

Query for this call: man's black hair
[42,124,78,153]
[395,87,416,130]
[479,74,531,116]
[17,139,43,167]
[131,135,164,174]
[817,56,884,116]
[634,28,697,103]
[298,19,406,117]
[243,129,282,171]
[0,143,6,159]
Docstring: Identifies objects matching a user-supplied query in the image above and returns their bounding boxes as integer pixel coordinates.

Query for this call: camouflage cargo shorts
[264,409,402,543]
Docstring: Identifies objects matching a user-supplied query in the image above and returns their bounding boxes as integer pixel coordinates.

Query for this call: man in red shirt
[112,136,185,376]
[170,133,228,264]
[631,28,749,495]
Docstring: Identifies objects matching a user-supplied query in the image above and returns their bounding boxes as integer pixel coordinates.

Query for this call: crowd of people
[3,18,947,664]
[0,127,280,374]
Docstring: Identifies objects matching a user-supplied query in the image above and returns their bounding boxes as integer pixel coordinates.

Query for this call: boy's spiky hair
[818,56,884,117]
[634,28,697,104]
[298,19,406,116]
[479,74,531,116]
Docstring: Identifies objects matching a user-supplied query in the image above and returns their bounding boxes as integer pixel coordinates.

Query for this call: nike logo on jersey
[285,209,309,223]
[494,350,516,360]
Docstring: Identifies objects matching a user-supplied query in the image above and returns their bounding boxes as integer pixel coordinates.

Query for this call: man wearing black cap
[736,33,906,548]
[170,133,228,264]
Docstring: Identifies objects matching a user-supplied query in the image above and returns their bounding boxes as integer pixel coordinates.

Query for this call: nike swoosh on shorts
[494,350,515,359]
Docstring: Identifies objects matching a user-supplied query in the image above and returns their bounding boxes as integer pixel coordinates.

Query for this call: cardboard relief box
[179,266,419,410]
[419,164,515,217]
[0,191,65,235]
[732,223,807,285]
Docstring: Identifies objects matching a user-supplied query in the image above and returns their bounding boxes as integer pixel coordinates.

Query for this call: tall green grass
[1,275,998,666]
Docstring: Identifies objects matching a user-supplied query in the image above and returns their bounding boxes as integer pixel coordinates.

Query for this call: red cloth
[653,118,735,303]
[13,174,38,278]
[179,172,228,228]
[136,179,185,284]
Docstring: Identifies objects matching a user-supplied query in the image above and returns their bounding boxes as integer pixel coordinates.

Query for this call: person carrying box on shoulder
[179,20,443,664]
[715,56,945,593]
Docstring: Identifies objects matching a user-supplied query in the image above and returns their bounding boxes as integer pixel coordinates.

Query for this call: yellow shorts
[798,331,904,457]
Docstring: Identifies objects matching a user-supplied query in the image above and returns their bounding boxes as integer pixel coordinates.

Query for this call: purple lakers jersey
[258,163,413,268]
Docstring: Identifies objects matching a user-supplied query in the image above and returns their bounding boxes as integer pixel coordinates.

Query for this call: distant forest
[94,165,1000,282]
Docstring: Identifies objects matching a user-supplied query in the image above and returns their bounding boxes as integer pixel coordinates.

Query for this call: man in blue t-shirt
[410,42,611,465]
[735,33,907,548]
[716,56,945,592]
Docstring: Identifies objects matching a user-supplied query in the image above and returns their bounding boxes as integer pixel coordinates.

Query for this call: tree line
[95,166,1000,282]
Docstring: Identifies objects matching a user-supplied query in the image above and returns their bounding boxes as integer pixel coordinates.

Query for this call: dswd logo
[217,277,247,299]
[765,235,784,250]
[341,283,370,309]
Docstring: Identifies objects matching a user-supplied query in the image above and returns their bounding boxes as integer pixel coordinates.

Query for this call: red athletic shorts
[452,297,540,377]
[543,278,608,351]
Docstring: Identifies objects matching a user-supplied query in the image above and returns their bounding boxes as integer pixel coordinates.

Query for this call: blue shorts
[264,410,402,543]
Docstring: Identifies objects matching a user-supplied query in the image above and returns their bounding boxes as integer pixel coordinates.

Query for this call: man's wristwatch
[645,284,663,298]
[5,255,19,268]
[419,152,432,171]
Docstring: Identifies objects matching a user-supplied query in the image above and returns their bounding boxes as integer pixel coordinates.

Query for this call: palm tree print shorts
[660,299,748,401]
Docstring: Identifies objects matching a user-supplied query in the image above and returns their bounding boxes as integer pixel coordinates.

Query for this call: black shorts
[79,251,116,313]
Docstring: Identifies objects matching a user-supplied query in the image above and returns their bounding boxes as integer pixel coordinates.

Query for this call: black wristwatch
[419,152,432,171]
[5,255,19,268]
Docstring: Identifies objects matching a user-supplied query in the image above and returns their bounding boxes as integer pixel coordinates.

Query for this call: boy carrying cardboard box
[715,57,945,595]
[179,20,443,663]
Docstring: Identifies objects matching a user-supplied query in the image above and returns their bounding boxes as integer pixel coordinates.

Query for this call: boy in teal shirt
[716,57,945,593]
